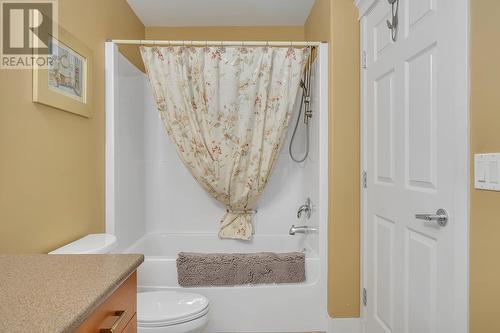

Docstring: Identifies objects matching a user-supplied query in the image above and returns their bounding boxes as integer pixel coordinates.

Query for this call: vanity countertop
[0,254,144,333]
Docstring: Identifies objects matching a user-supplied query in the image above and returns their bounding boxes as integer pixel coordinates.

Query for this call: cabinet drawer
[76,272,137,333]
[122,314,137,333]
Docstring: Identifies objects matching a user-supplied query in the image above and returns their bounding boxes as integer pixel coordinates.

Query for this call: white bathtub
[125,233,327,332]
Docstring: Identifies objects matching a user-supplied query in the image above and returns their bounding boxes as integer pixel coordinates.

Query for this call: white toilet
[49,234,210,333]
[137,291,209,333]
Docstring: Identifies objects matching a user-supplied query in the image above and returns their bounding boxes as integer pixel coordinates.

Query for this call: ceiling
[127,0,316,27]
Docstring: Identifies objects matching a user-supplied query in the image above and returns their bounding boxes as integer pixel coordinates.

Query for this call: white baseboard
[327,318,362,333]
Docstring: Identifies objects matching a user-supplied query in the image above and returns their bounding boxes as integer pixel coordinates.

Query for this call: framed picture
[33,27,92,117]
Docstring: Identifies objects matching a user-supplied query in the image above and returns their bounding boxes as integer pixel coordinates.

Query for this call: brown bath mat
[176,252,306,287]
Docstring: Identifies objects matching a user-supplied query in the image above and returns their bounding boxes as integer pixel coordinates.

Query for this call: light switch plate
[474,153,500,191]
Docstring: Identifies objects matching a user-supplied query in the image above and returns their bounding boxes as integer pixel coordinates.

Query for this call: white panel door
[362,0,468,333]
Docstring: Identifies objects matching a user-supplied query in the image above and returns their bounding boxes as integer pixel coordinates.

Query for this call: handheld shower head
[289,50,314,163]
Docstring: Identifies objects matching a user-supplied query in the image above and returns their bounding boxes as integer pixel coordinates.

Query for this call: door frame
[355,0,469,332]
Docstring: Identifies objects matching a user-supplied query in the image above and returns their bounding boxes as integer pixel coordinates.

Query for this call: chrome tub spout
[289,225,318,235]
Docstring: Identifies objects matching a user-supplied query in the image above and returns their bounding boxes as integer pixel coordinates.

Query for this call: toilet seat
[138,291,209,328]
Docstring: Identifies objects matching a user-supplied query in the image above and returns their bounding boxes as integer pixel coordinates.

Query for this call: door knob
[415,208,449,227]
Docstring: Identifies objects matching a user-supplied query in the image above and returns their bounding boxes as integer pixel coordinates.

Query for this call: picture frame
[33,27,93,117]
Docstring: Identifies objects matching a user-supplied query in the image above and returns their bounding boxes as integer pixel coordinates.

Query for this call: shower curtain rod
[108,39,324,47]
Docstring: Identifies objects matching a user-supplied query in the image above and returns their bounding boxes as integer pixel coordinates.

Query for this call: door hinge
[362,50,367,69]
[362,171,367,189]
[363,288,367,306]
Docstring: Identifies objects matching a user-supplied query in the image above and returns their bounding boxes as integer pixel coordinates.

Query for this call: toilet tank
[49,233,117,254]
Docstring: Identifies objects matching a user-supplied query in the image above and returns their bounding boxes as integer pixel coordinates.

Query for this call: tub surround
[0,254,143,333]
[107,41,328,332]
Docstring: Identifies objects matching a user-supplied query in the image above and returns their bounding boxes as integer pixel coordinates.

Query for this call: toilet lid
[137,291,209,327]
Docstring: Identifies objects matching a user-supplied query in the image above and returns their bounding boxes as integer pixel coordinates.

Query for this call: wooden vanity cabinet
[76,272,137,333]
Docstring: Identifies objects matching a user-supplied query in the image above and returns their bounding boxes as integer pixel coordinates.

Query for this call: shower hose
[289,48,314,163]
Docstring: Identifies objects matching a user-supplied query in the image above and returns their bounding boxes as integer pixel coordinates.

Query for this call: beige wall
[0,0,145,254]
[146,26,304,41]
[470,2,500,332]
[305,0,360,318]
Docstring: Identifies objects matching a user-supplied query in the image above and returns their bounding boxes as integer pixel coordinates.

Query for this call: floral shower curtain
[140,45,309,240]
